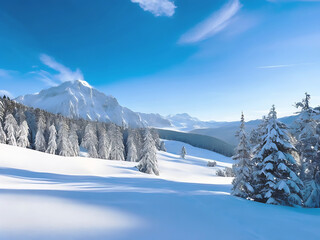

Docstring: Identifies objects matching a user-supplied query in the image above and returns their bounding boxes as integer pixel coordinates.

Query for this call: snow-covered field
[0,141,320,240]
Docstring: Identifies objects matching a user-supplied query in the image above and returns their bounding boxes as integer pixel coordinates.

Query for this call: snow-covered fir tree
[126,129,138,162]
[108,123,125,161]
[0,98,5,122]
[17,120,30,148]
[4,114,18,146]
[81,123,98,158]
[294,93,319,180]
[57,119,74,156]
[0,123,6,144]
[232,113,254,199]
[46,124,57,154]
[35,111,47,152]
[69,123,80,157]
[160,141,166,152]
[294,93,320,207]
[97,124,111,159]
[180,146,187,159]
[252,105,303,206]
[137,128,159,175]
[151,129,161,150]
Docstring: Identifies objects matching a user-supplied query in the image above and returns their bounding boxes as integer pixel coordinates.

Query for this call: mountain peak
[15,80,152,128]
[67,79,92,88]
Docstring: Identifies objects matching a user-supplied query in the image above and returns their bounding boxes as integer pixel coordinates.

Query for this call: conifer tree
[57,119,73,156]
[4,114,18,146]
[180,146,187,159]
[151,129,161,150]
[294,93,320,207]
[108,124,125,160]
[232,113,254,198]
[17,120,30,148]
[98,124,111,159]
[0,124,6,144]
[0,98,5,123]
[81,123,98,158]
[294,93,319,180]
[35,111,46,152]
[252,105,303,206]
[137,128,159,175]
[69,123,80,156]
[46,124,57,154]
[126,129,138,162]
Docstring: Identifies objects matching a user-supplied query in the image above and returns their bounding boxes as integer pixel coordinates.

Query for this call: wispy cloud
[40,54,84,83]
[131,0,176,17]
[0,55,84,89]
[179,0,242,44]
[258,62,314,69]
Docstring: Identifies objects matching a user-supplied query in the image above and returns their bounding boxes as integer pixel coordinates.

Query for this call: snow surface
[1,142,320,240]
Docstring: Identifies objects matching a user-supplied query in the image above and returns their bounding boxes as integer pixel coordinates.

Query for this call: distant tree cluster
[0,97,160,175]
[232,93,320,208]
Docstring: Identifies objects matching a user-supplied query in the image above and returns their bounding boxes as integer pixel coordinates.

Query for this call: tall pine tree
[97,124,111,159]
[35,110,47,152]
[4,114,18,146]
[17,120,30,148]
[137,128,159,175]
[294,93,319,180]
[57,119,73,156]
[46,124,57,154]
[81,123,98,158]
[232,113,254,199]
[126,129,138,162]
[252,105,303,206]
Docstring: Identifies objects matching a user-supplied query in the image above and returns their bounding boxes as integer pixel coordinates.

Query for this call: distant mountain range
[191,115,299,145]
[15,80,219,130]
[15,79,301,145]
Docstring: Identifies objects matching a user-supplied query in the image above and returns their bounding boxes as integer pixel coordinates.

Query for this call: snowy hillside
[1,142,319,240]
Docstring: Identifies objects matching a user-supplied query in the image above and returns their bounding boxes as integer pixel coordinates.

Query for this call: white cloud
[40,54,84,83]
[0,90,13,98]
[131,0,176,17]
[258,62,313,69]
[179,0,242,44]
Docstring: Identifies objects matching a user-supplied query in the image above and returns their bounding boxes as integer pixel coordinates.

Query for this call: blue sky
[0,0,320,121]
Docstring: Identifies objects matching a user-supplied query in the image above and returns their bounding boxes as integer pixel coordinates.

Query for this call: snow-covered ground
[0,141,320,240]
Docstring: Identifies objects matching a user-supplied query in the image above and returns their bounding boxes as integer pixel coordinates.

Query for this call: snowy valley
[1,141,320,240]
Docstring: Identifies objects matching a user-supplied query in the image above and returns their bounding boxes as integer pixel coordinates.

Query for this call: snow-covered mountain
[165,113,225,131]
[15,80,171,128]
[14,80,222,130]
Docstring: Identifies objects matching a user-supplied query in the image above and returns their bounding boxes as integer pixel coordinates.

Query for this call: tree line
[232,93,320,208]
[0,96,160,175]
